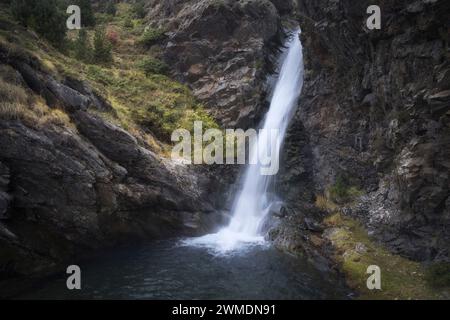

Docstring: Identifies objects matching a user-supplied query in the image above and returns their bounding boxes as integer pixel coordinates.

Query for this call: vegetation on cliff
[1,2,217,148]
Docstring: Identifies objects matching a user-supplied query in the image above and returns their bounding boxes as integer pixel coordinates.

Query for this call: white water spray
[184,30,304,253]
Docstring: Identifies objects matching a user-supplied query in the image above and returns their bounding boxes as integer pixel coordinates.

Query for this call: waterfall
[184,29,304,253]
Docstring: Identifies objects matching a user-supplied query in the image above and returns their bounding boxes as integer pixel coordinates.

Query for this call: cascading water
[184,29,304,253]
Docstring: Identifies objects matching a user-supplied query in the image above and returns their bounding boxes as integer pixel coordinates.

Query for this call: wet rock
[0,61,225,280]
[0,111,224,278]
[304,217,323,232]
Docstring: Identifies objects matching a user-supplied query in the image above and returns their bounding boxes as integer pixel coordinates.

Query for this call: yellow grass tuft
[315,194,338,212]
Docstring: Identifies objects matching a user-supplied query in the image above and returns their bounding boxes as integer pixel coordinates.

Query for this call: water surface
[20,239,350,300]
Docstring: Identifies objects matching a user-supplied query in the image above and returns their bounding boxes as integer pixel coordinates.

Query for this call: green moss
[324,213,449,299]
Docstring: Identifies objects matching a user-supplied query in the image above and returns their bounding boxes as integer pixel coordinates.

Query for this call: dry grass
[0,102,28,120]
[0,76,73,129]
[0,76,33,121]
[0,77,29,103]
[315,194,338,212]
[1,4,218,154]
[0,36,30,61]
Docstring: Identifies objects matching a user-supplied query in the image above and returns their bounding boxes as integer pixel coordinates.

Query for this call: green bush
[123,17,134,29]
[73,29,92,63]
[137,57,168,76]
[132,1,146,19]
[137,28,166,47]
[93,28,113,64]
[72,0,95,26]
[329,176,348,203]
[104,1,116,16]
[10,0,66,45]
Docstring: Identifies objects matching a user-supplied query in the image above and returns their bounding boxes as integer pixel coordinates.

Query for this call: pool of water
[18,239,351,300]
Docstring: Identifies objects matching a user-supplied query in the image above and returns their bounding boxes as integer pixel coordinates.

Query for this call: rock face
[1,0,447,291]
[145,0,285,127]
[0,0,296,287]
[0,48,225,283]
[277,0,450,261]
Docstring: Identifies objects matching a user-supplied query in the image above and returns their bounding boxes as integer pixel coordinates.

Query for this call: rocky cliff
[1,0,448,297]
[0,0,293,289]
[276,0,449,263]
[145,0,285,128]
[0,20,224,285]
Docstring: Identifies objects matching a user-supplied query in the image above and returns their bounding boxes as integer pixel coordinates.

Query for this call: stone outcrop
[277,0,449,261]
[145,0,285,127]
[0,48,225,284]
[0,0,296,286]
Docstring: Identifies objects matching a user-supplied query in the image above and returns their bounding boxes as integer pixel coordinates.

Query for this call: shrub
[123,17,134,29]
[10,0,66,45]
[315,194,337,213]
[93,28,113,64]
[104,1,117,16]
[106,30,119,46]
[329,176,348,203]
[10,0,33,26]
[137,57,168,76]
[137,28,166,47]
[73,0,95,27]
[73,29,92,63]
[132,1,146,19]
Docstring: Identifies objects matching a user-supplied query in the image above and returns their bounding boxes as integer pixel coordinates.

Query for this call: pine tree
[92,28,112,64]
[105,1,117,16]
[73,29,92,63]
[10,0,66,45]
[73,0,95,27]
